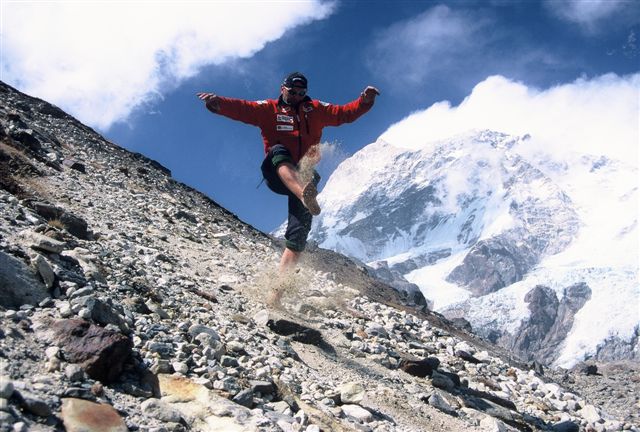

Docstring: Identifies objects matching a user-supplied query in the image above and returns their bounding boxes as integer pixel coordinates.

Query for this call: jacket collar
[278,94,312,109]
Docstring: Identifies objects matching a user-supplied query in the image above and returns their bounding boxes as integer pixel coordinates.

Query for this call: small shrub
[47,218,66,230]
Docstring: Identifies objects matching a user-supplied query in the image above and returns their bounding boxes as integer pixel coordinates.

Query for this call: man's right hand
[197,92,220,112]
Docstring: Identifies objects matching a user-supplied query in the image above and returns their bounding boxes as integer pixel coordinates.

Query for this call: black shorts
[261,145,320,252]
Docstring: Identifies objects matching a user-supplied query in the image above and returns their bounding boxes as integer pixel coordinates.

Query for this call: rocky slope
[0,80,638,432]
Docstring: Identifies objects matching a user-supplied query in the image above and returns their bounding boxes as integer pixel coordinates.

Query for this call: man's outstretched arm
[360,86,380,105]
[320,85,380,126]
[197,92,220,113]
[196,92,264,127]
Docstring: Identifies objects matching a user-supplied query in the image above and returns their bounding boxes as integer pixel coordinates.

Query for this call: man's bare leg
[267,247,301,307]
[276,163,320,215]
[276,163,304,200]
[279,247,301,272]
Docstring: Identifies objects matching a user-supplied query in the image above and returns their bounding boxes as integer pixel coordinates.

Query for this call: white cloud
[366,5,492,86]
[1,1,334,130]
[544,0,635,32]
[379,73,640,163]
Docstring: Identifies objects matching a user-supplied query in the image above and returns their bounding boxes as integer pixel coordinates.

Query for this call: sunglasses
[286,87,307,97]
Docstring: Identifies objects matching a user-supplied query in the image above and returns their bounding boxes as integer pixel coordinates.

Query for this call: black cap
[283,72,308,88]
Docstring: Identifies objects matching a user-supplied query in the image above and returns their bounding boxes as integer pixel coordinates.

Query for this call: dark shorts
[261,145,320,252]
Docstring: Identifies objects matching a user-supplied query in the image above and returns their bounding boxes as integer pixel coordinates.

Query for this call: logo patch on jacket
[276,125,294,131]
[302,105,314,113]
[277,114,294,123]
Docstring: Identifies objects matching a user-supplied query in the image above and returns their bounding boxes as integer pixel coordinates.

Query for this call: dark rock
[220,355,238,367]
[29,202,90,239]
[51,319,132,383]
[15,390,52,417]
[131,152,171,176]
[552,420,580,432]
[72,296,127,331]
[428,390,457,415]
[506,283,592,364]
[573,362,599,376]
[455,350,481,364]
[431,371,456,391]
[0,250,49,308]
[529,360,545,376]
[175,210,197,224]
[267,319,323,346]
[10,129,42,152]
[511,285,558,354]
[446,237,537,296]
[62,159,86,173]
[150,359,173,375]
[463,388,518,411]
[250,380,275,395]
[398,355,440,377]
[366,260,427,306]
[232,389,254,408]
[450,318,473,332]
[436,370,461,388]
[63,387,97,400]
[462,395,528,431]
[37,101,68,119]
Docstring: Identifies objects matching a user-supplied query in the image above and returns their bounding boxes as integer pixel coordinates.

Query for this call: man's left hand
[361,86,380,104]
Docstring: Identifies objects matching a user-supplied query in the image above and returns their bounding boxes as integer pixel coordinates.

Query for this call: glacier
[309,128,638,368]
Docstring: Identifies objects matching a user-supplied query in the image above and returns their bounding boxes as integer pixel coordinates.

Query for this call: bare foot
[302,182,321,216]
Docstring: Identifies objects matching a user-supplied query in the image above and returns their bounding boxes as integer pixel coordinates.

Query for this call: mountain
[2,80,639,431]
[309,130,639,368]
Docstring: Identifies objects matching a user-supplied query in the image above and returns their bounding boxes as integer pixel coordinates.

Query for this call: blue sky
[2,0,638,232]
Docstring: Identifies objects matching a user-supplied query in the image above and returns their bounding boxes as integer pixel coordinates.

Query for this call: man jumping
[198,72,379,272]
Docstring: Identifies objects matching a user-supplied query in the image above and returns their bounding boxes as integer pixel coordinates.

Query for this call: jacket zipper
[296,111,302,163]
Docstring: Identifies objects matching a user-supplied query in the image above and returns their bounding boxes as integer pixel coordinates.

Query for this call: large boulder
[51,319,132,383]
[29,201,90,240]
[0,250,49,308]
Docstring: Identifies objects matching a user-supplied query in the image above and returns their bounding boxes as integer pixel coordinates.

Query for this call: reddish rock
[61,398,127,432]
[52,319,132,383]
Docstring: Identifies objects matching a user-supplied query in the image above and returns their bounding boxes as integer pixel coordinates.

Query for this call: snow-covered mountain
[309,129,639,368]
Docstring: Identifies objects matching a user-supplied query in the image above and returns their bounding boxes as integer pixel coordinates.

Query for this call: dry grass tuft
[47,218,66,230]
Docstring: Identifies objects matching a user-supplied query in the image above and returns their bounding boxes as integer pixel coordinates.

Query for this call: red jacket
[213,95,374,164]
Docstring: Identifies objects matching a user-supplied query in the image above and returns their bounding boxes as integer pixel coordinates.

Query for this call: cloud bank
[1,1,334,130]
[366,5,493,86]
[379,73,639,162]
[543,0,636,32]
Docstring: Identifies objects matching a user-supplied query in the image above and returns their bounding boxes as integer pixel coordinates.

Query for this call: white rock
[12,422,27,432]
[172,362,189,375]
[0,377,14,399]
[21,231,65,253]
[341,404,373,422]
[339,382,365,404]
[543,382,562,397]
[455,341,475,354]
[45,346,60,360]
[141,398,183,423]
[480,416,509,432]
[578,404,602,424]
[549,398,568,412]
[32,254,55,289]
[428,391,455,414]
